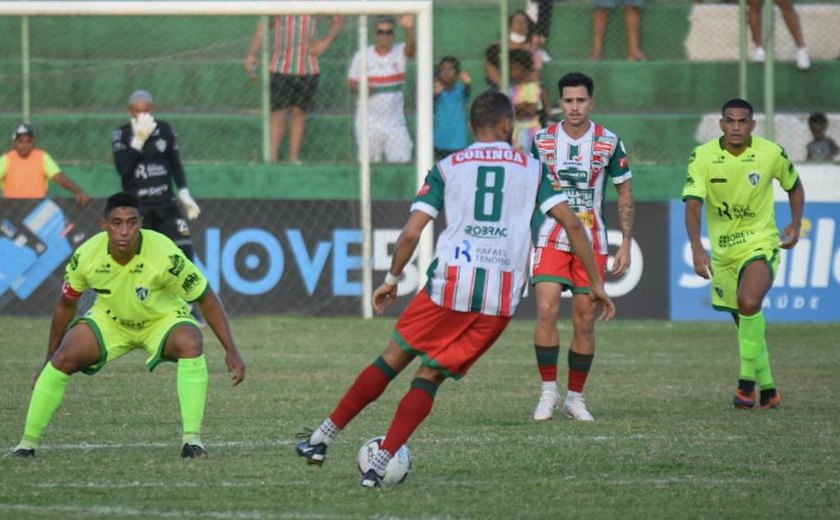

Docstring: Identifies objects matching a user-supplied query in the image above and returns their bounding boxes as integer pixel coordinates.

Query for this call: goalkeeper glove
[178,188,201,220]
[130,112,157,151]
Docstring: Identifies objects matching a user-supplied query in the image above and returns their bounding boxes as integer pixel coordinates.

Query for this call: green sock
[737,312,764,382]
[177,355,208,446]
[745,312,775,390]
[19,362,71,450]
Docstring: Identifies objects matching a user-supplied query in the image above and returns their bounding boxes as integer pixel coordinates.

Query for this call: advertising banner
[1,199,668,318]
[669,200,840,322]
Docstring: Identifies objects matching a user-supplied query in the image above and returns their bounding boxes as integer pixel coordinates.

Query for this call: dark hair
[470,90,514,130]
[104,192,140,216]
[438,56,460,73]
[808,112,828,126]
[721,98,754,118]
[509,49,533,71]
[509,10,534,36]
[375,16,396,28]
[558,72,594,98]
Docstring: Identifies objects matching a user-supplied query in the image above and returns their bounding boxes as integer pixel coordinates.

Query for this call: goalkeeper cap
[11,123,35,141]
[128,90,154,105]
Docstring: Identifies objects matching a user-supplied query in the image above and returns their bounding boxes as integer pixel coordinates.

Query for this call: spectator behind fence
[748,0,810,70]
[0,124,91,205]
[527,0,555,62]
[245,13,344,164]
[433,56,472,161]
[806,113,839,162]
[485,10,545,89]
[509,49,543,154]
[590,0,648,61]
[348,15,416,164]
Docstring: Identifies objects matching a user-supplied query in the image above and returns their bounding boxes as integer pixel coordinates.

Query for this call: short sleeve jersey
[530,121,632,255]
[63,229,208,328]
[682,135,800,264]
[412,141,568,317]
[0,149,61,198]
[348,43,407,120]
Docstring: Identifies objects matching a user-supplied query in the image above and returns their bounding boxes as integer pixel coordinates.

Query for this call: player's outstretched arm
[548,203,615,321]
[197,288,246,385]
[373,210,432,314]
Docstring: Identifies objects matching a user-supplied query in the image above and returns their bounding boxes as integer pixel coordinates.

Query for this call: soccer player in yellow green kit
[5,192,246,458]
[683,99,804,410]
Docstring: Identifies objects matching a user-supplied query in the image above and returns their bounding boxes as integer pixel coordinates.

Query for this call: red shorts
[531,247,607,293]
[393,290,511,380]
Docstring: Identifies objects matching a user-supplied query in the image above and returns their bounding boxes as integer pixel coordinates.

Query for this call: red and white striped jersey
[414,142,568,317]
[348,43,408,121]
[530,121,632,255]
[270,15,321,75]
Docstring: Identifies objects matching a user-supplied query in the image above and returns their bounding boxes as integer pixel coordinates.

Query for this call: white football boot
[533,389,561,421]
[563,391,594,422]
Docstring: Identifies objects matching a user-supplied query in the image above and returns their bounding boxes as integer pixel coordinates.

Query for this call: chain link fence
[1,1,838,174]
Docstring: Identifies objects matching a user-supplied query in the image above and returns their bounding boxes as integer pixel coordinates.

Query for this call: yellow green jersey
[62,229,208,329]
[682,135,800,264]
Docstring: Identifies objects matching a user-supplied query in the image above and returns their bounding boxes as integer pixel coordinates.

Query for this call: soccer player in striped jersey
[296,90,615,487]
[5,192,246,459]
[245,12,345,163]
[347,15,416,163]
[683,98,804,410]
[529,72,635,422]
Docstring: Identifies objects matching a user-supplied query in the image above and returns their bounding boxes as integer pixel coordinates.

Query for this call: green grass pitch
[1,316,838,519]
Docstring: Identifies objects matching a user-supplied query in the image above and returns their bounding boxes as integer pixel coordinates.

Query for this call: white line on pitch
[0,503,354,519]
[42,439,293,450]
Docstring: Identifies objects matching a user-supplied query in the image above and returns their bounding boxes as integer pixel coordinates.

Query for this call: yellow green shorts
[711,247,779,314]
[72,307,199,375]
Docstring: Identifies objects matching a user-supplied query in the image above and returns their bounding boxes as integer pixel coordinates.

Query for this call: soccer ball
[356,436,412,486]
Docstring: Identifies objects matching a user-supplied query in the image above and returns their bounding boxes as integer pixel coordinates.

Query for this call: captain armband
[61,281,83,300]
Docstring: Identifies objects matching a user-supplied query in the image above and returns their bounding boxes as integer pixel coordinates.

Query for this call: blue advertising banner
[669,200,840,322]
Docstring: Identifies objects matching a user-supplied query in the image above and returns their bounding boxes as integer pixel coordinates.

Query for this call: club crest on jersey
[135,286,149,301]
[155,138,167,152]
[748,172,760,186]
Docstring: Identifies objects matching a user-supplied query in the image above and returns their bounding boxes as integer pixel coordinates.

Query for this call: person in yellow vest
[0,124,91,205]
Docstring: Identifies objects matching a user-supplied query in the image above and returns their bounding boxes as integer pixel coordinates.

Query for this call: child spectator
[509,49,542,153]
[806,113,839,162]
[433,57,472,161]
